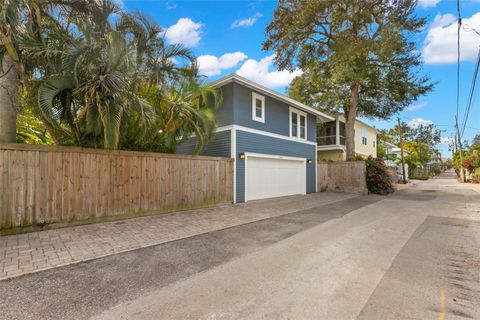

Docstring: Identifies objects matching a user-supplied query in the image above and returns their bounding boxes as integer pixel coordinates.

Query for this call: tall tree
[35,2,201,149]
[0,51,18,142]
[0,0,29,142]
[264,0,433,160]
[37,1,153,149]
[472,134,480,147]
[386,121,441,152]
[1,0,82,144]
[382,120,441,174]
[2,0,218,152]
[121,79,221,154]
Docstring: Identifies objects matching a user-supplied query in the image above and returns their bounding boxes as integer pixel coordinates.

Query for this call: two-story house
[316,114,377,161]
[176,74,334,203]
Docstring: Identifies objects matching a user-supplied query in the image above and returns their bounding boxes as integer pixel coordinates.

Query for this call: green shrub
[365,156,394,195]
[431,164,442,176]
[410,173,429,180]
[410,167,430,180]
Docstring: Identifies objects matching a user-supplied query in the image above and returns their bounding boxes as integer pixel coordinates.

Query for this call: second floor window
[290,107,306,140]
[252,92,265,123]
[361,129,368,145]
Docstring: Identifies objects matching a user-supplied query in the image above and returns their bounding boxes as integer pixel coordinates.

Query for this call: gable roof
[335,114,378,133]
[209,74,334,122]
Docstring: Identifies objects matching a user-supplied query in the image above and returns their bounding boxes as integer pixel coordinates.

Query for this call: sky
[122,0,480,157]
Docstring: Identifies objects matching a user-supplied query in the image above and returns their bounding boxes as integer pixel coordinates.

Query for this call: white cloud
[165,18,203,47]
[198,52,248,76]
[418,0,441,8]
[408,118,433,128]
[422,12,480,64]
[406,101,428,111]
[236,55,302,89]
[231,13,262,28]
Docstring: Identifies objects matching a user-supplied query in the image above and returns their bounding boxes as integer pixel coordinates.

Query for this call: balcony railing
[317,135,346,146]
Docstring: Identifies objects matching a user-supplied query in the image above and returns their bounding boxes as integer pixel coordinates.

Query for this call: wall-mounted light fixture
[307,159,313,164]
[239,153,245,160]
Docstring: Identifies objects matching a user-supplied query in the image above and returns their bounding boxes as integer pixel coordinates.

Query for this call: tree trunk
[345,83,359,161]
[0,54,18,143]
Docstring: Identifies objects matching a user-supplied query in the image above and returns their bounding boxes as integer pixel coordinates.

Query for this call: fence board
[317,161,367,195]
[0,143,233,229]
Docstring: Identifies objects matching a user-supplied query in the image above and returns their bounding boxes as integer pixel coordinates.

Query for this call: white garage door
[245,154,306,201]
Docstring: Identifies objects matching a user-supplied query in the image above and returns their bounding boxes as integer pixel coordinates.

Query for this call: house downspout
[335,116,340,146]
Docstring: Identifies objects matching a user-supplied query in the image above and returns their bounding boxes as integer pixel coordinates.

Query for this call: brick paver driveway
[0,192,353,280]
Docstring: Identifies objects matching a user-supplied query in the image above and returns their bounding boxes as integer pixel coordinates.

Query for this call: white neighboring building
[383,141,409,181]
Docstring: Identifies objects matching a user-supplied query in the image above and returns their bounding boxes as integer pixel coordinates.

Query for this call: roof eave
[209,74,335,122]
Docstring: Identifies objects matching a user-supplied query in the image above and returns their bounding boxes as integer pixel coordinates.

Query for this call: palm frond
[98,98,123,148]
[37,75,75,130]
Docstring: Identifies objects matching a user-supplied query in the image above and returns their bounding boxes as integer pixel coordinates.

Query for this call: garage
[245,153,306,201]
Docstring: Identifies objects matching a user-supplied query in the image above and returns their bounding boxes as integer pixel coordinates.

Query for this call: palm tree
[0,0,25,142]
[127,79,221,153]
[5,0,222,152]
[36,2,209,150]
[164,80,221,154]
[36,1,153,149]
[0,0,79,143]
[0,53,18,142]
[116,11,197,86]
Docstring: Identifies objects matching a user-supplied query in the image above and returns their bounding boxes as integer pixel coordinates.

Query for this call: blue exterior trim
[235,130,316,203]
[176,130,231,157]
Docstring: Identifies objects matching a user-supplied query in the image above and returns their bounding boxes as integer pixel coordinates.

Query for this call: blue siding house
[177,74,333,203]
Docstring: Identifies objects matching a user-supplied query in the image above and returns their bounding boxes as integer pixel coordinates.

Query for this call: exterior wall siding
[177,81,323,203]
[307,113,317,143]
[232,83,317,143]
[176,130,231,158]
[354,121,377,158]
[215,83,235,127]
[317,150,346,162]
[337,115,377,158]
[235,130,316,203]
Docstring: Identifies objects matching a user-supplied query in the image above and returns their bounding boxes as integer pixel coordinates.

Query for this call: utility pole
[398,117,407,184]
[455,116,466,182]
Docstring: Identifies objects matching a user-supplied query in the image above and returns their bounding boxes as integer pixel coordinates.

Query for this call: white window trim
[361,129,368,145]
[252,92,265,123]
[289,107,307,141]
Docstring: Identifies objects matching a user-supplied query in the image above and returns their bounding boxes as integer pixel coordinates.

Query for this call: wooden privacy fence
[317,161,367,194]
[0,143,234,229]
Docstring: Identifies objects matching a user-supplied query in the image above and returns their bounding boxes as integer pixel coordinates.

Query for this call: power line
[455,0,466,182]
[460,47,480,137]
[455,0,462,122]
[462,23,480,37]
[457,4,480,140]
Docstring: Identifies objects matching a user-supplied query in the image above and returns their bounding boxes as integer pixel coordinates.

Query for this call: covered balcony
[317,120,346,151]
